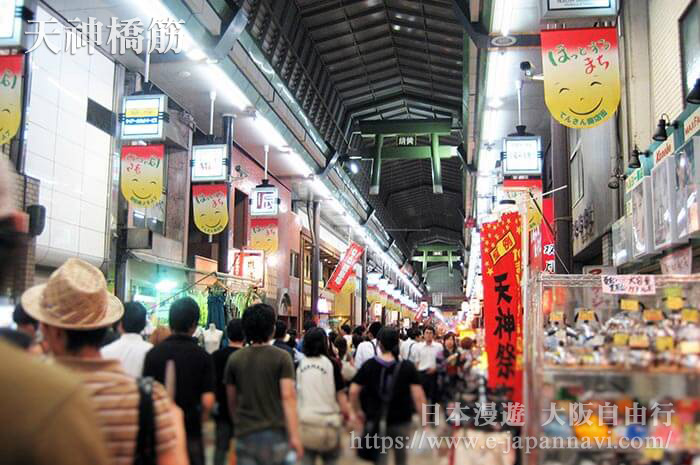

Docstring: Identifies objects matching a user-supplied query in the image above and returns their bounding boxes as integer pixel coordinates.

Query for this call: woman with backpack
[349,327,427,465]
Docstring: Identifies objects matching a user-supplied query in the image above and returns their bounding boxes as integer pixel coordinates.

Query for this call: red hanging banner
[327,241,364,294]
[480,211,523,404]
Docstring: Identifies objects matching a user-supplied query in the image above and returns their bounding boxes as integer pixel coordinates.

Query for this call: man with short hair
[212,319,245,465]
[12,303,38,341]
[414,326,443,410]
[144,297,216,465]
[273,319,294,360]
[354,321,382,369]
[21,258,185,465]
[225,303,303,464]
[101,301,153,377]
[399,327,421,363]
[340,323,353,348]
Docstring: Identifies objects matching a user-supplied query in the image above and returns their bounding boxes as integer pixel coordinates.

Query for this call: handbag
[299,415,342,452]
[134,377,156,465]
[357,361,402,462]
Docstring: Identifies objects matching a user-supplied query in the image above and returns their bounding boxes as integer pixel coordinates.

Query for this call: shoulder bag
[134,377,156,465]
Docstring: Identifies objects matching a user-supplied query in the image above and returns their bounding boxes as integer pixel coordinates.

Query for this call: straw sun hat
[21,258,123,329]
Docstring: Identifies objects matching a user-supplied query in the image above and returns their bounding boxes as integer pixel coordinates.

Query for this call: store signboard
[192,184,229,235]
[120,145,165,208]
[120,94,167,141]
[0,54,22,145]
[250,217,278,253]
[191,145,228,182]
[0,0,25,48]
[653,137,675,164]
[250,186,279,217]
[327,241,364,293]
[601,275,656,295]
[502,136,542,177]
[540,27,620,129]
[684,106,700,141]
[660,246,693,275]
[480,211,523,404]
[432,293,443,306]
[540,0,618,19]
[232,249,264,286]
[397,135,417,146]
[674,138,700,240]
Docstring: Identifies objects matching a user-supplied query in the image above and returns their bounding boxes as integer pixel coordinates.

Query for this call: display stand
[524,273,700,465]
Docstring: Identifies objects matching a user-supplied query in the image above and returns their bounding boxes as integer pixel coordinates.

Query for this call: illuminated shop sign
[120,94,167,141]
[502,136,542,177]
[192,145,228,182]
[250,186,279,217]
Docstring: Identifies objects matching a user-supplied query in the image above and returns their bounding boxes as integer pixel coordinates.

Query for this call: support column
[430,133,443,194]
[218,114,235,273]
[369,134,384,195]
[551,118,573,273]
[361,246,368,325]
[310,200,321,319]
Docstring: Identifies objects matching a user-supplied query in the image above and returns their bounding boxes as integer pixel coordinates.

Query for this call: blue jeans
[236,429,289,465]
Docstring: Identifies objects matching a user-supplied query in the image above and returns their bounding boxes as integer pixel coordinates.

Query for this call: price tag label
[655,336,674,351]
[680,340,700,355]
[629,334,650,349]
[667,296,684,310]
[550,311,564,322]
[602,275,656,295]
[621,299,640,312]
[682,309,699,323]
[613,333,629,346]
[578,310,596,321]
[664,287,683,299]
[643,309,664,322]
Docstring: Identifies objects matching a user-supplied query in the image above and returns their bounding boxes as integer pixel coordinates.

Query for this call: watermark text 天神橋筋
[24,17,185,55]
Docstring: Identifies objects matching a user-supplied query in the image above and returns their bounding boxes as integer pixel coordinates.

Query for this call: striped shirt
[58,357,177,465]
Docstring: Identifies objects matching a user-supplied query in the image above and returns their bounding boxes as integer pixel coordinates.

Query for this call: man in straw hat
[22,257,188,465]
[0,155,109,464]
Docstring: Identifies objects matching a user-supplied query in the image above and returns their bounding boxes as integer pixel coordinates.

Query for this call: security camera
[520,61,534,76]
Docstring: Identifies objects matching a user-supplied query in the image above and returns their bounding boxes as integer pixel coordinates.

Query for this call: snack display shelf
[542,365,700,376]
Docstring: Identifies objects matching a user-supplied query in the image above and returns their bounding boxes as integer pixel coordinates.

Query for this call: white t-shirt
[399,338,419,363]
[101,333,153,378]
[296,355,340,424]
[414,341,444,371]
[354,339,378,369]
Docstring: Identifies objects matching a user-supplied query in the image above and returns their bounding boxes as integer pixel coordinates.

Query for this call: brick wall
[649,0,694,121]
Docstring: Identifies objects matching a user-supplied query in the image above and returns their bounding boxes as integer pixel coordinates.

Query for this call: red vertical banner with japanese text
[481,211,523,404]
[327,241,364,294]
[541,27,620,129]
[0,55,23,145]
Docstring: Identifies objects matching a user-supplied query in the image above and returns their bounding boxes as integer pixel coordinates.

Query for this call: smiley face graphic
[0,58,22,145]
[192,185,229,235]
[541,28,621,129]
[120,151,164,207]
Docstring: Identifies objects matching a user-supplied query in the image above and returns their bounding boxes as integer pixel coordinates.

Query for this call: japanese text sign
[250,186,279,217]
[660,246,693,275]
[120,94,167,141]
[120,144,164,208]
[250,217,278,254]
[503,136,541,176]
[192,184,229,235]
[233,250,264,286]
[601,275,656,295]
[541,27,620,129]
[192,144,227,182]
[0,54,23,145]
[481,212,523,403]
[327,241,364,294]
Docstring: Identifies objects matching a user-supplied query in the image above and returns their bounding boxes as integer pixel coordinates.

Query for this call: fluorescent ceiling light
[500,0,513,37]
[253,115,287,150]
[204,63,250,110]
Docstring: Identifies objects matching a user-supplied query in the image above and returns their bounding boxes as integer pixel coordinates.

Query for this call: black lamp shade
[652,119,668,142]
[608,175,620,189]
[629,151,641,169]
[688,79,700,105]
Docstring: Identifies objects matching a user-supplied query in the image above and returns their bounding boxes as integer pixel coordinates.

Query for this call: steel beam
[430,133,443,194]
[410,255,461,263]
[358,119,452,135]
[416,244,462,252]
[369,134,384,195]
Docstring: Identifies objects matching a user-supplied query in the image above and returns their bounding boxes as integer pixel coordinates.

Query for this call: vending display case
[652,155,680,250]
[611,216,631,268]
[626,172,655,260]
[674,137,700,241]
[524,273,700,465]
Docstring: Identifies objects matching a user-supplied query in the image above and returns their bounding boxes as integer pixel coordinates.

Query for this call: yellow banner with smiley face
[120,145,164,208]
[0,55,23,145]
[541,27,620,129]
[250,217,279,253]
[192,184,229,235]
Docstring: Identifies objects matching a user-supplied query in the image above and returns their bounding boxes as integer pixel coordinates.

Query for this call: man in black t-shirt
[349,327,427,465]
[143,297,215,465]
[211,319,244,465]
